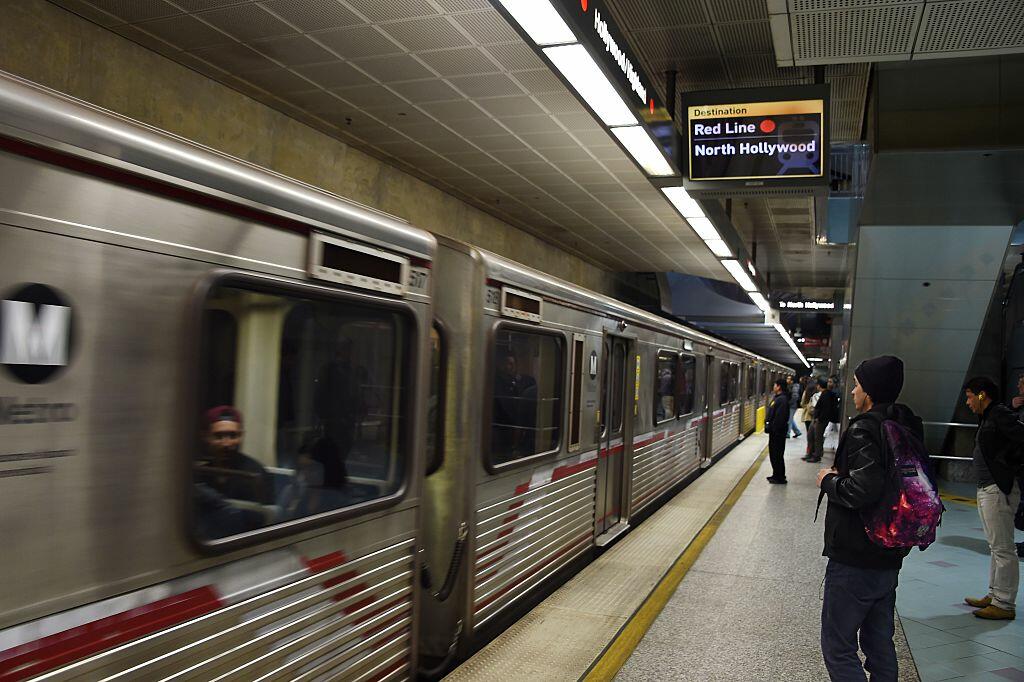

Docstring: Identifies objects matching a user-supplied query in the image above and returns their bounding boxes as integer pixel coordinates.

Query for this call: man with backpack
[963,377,1023,620]
[815,355,927,681]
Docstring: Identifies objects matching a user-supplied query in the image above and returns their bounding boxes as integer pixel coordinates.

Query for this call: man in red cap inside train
[196,405,274,506]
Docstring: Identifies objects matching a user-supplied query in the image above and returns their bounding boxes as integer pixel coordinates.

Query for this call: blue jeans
[788,407,801,436]
[821,560,899,682]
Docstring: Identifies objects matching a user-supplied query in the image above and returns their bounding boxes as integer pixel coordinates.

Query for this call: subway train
[0,72,790,681]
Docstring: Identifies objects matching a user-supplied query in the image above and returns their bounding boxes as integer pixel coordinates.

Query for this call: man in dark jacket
[816,355,922,681]
[808,378,839,463]
[963,376,1022,620]
[766,379,790,484]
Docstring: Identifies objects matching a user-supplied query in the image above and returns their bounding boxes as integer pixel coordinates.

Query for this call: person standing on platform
[802,380,823,462]
[801,376,814,451]
[809,378,838,463]
[787,375,803,438]
[766,379,789,484]
[816,355,923,681]
[1011,374,1024,559]
[963,376,1023,620]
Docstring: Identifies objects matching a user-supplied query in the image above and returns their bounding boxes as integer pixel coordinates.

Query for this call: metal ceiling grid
[774,0,1024,64]
[48,0,728,279]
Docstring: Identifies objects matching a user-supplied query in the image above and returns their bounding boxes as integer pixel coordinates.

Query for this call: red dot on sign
[759,119,776,133]
[650,99,655,114]
[581,0,588,10]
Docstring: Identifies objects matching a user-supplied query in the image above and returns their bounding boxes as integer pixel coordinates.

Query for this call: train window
[490,327,563,466]
[568,335,585,452]
[654,351,676,424]
[719,362,729,405]
[610,342,626,433]
[730,363,740,403]
[203,309,237,408]
[746,366,754,399]
[676,353,696,417]
[194,283,410,545]
[426,323,446,476]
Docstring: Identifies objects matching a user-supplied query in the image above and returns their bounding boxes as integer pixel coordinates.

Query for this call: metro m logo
[0,284,74,384]
[1,300,70,365]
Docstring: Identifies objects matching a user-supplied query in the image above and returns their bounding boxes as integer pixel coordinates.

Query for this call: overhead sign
[555,0,669,124]
[681,85,829,193]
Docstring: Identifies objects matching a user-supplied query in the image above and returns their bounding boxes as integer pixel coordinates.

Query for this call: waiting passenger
[492,352,537,461]
[1010,375,1024,559]
[816,355,923,681]
[787,375,802,438]
[765,379,789,484]
[808,378,837,463]
[802,380,823,462]
[963,377,1022,620]
[196,406,274,505]
[800,375,813,446]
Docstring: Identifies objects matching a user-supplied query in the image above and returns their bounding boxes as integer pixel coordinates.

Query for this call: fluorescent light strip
[807,357,825,362]
[721,259,757,292]
[705,239,732,258]
[543,44,637,127]
[686,216,721,242]
[661,186,704,218]
[497,0,576,46]
[610,125,674,176]
[748,291,770,312]
[774,322,810,368]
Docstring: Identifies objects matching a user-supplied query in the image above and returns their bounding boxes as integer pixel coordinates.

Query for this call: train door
[700,354,715,463]
[596,334,631,544]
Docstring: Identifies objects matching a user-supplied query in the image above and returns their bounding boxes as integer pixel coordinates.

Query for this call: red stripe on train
[0,586,223,682]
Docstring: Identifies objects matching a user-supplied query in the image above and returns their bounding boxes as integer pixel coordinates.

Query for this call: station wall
[0,0,619,296]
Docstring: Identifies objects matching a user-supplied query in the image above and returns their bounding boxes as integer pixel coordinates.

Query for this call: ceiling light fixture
[610,125,674,176]
[748,292,771,312]
[543,44,637,127]
[704,239,733,258]
[661,186,704,218]
[774,322,810,368]
[496,0,576,46]
[721,259,757,292]
[807,357,825,362]
[686,216,721,242]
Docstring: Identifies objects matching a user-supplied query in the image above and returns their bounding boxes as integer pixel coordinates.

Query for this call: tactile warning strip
[444,434,769,681]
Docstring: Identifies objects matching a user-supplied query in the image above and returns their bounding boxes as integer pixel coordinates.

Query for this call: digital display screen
[687,99,825,182]
[505,292,541,315]
[321,242,402,283]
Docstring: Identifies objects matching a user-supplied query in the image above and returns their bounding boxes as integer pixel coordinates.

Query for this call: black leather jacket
[819,403,923,569]
[976,402,1024,495]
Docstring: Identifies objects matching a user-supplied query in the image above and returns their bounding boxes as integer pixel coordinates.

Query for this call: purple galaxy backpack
[861,415,944,550]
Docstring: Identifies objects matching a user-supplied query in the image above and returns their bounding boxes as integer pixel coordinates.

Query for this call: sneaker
[767,476,788,484]
[973,605,1015,620]
[965,595,992,608]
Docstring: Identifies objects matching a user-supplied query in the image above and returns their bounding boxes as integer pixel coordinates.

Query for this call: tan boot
[964,595,992,608]
[973,605,1016,620]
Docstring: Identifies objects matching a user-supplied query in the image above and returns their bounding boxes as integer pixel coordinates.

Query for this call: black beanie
[854,355,904,404]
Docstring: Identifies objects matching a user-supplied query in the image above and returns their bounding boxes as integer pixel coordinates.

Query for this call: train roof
[477,247,790,370]
[0,70,434,261]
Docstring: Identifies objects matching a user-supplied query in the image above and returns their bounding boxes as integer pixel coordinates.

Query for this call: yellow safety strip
[581,445,770,681]
[939,490,977,507]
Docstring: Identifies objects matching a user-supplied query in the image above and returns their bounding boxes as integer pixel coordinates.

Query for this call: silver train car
[0,72,789,681]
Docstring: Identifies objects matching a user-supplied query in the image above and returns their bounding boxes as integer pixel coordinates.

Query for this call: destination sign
[686,99,825,182]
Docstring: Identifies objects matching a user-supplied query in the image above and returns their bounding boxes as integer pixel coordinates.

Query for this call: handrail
[922,421,977,429]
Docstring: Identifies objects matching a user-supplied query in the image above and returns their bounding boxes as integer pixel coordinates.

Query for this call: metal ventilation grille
[789,0,917,10]
[917,0,1024,54]
[793,5,920,60]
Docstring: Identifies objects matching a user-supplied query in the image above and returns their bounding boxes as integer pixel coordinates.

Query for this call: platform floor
[895,482,1024,682]
[446,434,770,681]
[616,433,917,681]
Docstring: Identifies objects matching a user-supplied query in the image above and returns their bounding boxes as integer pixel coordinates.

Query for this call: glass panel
[654,351,676,423]
[677,354,696,416]
[719,362,729,405]
[426,325,444,475]
[195,285,408,542]
[569,338,584,448]
[491,329,563,464]
[610,343,625,433]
